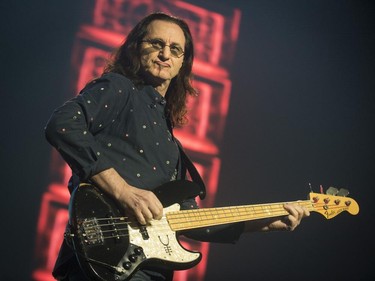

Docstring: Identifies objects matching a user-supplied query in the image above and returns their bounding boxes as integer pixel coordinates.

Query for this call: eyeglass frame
[141,38,185,58]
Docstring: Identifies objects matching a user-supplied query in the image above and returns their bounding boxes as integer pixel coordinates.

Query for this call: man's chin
[151,73,171,83]
[145,77,169,88]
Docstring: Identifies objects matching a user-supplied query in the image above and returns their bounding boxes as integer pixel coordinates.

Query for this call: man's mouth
[155,61,170,68]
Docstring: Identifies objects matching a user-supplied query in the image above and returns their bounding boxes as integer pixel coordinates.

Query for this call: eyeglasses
[141,38,185,58]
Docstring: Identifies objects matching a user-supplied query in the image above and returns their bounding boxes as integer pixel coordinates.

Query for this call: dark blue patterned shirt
[45,72,180,189]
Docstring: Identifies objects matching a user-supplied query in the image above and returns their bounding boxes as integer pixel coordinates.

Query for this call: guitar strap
[176,140,206,200]
[167,119,206,200]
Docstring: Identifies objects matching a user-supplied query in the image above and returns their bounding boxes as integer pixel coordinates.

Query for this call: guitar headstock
[308,187,359,219]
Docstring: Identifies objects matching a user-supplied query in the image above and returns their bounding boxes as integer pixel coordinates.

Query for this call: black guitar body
[68,180,202,281]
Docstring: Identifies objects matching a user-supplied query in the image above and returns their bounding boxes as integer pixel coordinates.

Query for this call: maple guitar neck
[167,192,360,232]
[167,201,310,231]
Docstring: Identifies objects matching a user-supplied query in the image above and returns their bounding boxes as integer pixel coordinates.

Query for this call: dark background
[1,0,374,280]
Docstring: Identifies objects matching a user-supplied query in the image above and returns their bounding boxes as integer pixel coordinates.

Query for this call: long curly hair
[104,12,197,126]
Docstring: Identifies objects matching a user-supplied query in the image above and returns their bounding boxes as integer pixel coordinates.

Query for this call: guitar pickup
[139,225,149,240]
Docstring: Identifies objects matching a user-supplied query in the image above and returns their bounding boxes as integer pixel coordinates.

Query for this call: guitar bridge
[78,218,104,245]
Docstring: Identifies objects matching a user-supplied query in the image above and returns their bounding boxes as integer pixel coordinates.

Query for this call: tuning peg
[337,188,349,197]
[326,187,339,195]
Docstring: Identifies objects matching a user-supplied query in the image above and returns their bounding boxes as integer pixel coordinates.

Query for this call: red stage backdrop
[33,1,241,280]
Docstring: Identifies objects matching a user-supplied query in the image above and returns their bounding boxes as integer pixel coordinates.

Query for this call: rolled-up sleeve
[45,75,129,180]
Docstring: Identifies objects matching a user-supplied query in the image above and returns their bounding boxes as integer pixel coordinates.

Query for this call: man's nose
[158,45,172,59]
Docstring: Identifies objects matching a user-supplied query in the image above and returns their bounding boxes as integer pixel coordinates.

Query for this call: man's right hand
[119,184,163,225]
[91,168,163,225]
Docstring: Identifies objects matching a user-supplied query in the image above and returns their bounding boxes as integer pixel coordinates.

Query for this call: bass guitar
[66,180,359,281]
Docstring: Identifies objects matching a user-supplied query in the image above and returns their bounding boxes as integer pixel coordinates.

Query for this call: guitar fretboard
[167,201,314,231]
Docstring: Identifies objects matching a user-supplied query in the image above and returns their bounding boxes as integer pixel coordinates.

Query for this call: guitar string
[77,202,344,241]
[84,200,314,225]
[80,201,344,229]
[82,196,349,222]
[79,201,311,227]
[76,202,346,241]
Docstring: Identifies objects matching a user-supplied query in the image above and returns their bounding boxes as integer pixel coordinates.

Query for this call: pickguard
[128,204,200,263]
